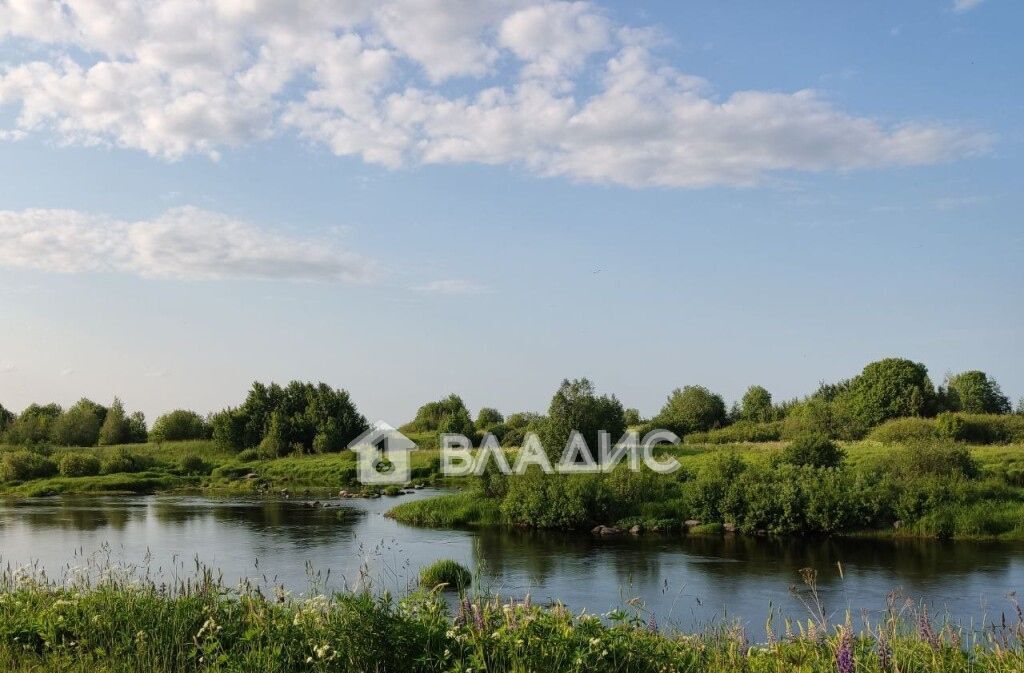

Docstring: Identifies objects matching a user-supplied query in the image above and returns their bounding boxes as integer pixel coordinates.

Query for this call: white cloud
[0,0,993,187]
[952,0,985,12]
[413,279,490,295]
[0,206,378,282]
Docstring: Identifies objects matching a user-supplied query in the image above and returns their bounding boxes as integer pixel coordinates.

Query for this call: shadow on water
[2,493,1023,631]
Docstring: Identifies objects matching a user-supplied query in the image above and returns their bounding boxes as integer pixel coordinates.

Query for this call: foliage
[0,450,58,481]
[179,454,210,475]
[57,452,101,477]
[499,412,545,447]
[501,470,605,529]
[0,403,12,432]
[936,412,1024,444]
[780,434,846,468]
[418,559,472,590]
[623,408,643,426]
[2,403,62,445]
[942,370,1012,415]
[541,378,624,460]
[50,398,106,447]
[684,420,782,444]
[214,381,367,453]
[151,409,210,442]
[98,398,130,445]
[740,385,775,422]
[474,407,504,430]
[839,358,937,428]
[406,394,471,432]
[388,491,502,527]
[652,385,726,438]
[100,448,152,475]
[868,417,937,443]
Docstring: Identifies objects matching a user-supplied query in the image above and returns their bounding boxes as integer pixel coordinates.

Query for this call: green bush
[0,451,58,481]
[100,448,151,475]
[885,442,979,479]
[151,409,210,442]
[57,453,101,477]
[868,417,937,443]
[780,434,845,468]
[684,420,782,444]
[936,412,1024,444]
[179,454,209,475]
[419,559,471,590]
[236,448,259,462]
[501,471,605,529]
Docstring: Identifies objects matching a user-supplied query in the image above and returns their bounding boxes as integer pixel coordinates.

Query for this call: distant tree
[215,381,367,453]
[653,385,727,437]
[3,403,62,445]
[258,410,287,458]
[740,385,774,423]
[839,358,937,427]
[500,412,545,447]
[541,378,625,460]
[623,408,643,427]
[50,399,106,446]
[475,407,504,430]
[151,409,211,442]
[1018,398,1024,415]
[127,411,148,443]
[99,398,130,446]
[439,407,475,437]
[406,394,471,432]
[0,403,13,432]
[942,371,1011,415]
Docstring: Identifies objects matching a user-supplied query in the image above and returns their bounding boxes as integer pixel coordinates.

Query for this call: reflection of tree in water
[148,499,364,547]
[6,498,141,532]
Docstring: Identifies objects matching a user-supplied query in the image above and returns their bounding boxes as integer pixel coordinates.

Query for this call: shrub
[1,451,58,481]
[101,448,151,475]
[151,409,210,442]
[419,559,471,590]
[936,412,1024,444]
[501,471,605,529]
[57,453,101,477]
[179,454,209,475]
[684,420,782,444]
[885,442,979,479]
[868,417,937,444]
[236,448,259,462]
[780,434,845,468]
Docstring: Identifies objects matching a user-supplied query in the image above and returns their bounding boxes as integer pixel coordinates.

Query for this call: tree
[127,411,148,443]
[653,385,726,437]
[3,403,62,445]
[258,410,287,458]
[475,407,504,430]
[406,394,471,432]
[740,385,774,423]
[99,398,129,446]
[0,403,13,432]
[623,408,643,427]
[838,358,936,428]
[50,398,106,446]
[541,378,625,460]
[942,371,1011,415]
[151,409,210,442]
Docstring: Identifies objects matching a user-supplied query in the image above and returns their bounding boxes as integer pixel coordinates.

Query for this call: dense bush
[419,559,472,590]
[2,403,62,445]
[684,420,782,444]
[100,448,151,475]
[0,451,58,481]
[179,454,210,475]
[405,394,473,433]
[868,417,937,443]
[49,398,105,447]
[500,470,606,529]
[57,452,101,477]
[780,434,845,468]
[474,407,504,430]
[541,378,624,460]
[652,385,726,438]
[212,381,367,453]
[936,412,1024,444]
[151,409,211,442]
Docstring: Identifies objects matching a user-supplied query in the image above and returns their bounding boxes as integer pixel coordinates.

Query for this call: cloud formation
[952,0,985,12]
[412,279,490,295]
[0,1,992,187]
[0,206,378,282]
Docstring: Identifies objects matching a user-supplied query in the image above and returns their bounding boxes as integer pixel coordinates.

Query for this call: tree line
[1,357,1020,452]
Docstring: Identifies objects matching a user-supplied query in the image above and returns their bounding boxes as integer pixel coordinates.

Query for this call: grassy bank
[0,566,1021,672]
[390,440,1024,540]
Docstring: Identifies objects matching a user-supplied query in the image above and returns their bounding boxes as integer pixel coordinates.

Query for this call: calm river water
[1,492,1022,632]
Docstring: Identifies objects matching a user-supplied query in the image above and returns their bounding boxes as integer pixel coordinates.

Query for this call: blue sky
[0,0,1021,423]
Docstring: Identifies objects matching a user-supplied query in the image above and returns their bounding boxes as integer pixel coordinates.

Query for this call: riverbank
[0,565,1020,673]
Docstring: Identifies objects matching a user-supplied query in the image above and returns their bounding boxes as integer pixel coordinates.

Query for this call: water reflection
[1,494,1022,631]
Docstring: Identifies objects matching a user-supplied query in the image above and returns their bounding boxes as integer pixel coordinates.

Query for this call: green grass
[418,559,471,590]
[388,490,502,527]
[0,564,1020,673]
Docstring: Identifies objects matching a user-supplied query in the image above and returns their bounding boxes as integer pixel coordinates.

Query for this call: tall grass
[0,563,1021,672]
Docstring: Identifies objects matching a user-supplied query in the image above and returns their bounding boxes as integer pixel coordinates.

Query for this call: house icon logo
[348,421,418,484]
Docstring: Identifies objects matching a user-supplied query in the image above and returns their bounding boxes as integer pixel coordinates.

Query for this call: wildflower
[876,629,892,672]
[647,613,658,633]
[835,627,854,673]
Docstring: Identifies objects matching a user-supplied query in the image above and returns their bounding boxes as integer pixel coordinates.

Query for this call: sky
[0,0,1021,425]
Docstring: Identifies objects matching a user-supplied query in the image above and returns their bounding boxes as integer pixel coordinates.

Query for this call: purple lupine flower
[876,629,892,672]
[918,608,939,650]
[836,628,854,673]
[646,613,658,633]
